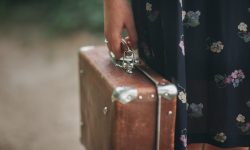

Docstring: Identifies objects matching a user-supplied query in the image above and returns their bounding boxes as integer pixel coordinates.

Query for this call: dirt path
[0,26,103,150]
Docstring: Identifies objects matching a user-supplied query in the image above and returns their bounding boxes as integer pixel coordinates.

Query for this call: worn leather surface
[79,46,177,150]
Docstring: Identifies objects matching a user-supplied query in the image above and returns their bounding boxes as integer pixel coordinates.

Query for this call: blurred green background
[0,1,105,150]
[0,0,104,33]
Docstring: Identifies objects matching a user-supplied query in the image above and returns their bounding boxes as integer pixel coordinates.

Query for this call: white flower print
[237,22,250,43]
[210,41,224,53]
[179,35,185,55]
[236,113,250,134]
[146,2,152,12]
[236,114,246,123]
[206,37,224,53]
[214,132,227,143]
[179,0,183,7]
[177,83,187,104]
[182,11,186,21]
[178,91,187,103]
[238,22,248,32]
[183,10,201,27]
[188,103,203,118]
[145,2,160,22]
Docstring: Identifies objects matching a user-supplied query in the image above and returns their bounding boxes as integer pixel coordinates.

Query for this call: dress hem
[187,133,250,148]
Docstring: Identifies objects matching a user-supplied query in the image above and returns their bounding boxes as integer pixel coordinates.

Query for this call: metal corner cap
[158,83,178,100]
[80,46,95,52]
[111,86,138,104]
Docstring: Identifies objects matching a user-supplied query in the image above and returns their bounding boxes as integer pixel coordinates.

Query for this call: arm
[104,0,138,59]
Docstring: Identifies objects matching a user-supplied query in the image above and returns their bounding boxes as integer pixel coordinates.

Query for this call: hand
[104,0,138,59]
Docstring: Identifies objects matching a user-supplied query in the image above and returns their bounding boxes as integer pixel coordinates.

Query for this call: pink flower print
[231,70,238,78]
[224,76,232,84]
[240,122,250,133]
[180,128,188,149]
[246,122,250,128]
[230,69,245,87]
[238,69,245,79]
[180,134,187,148]
[215,69,245,88]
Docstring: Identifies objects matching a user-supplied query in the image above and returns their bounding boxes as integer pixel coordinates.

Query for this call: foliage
[0,0,104,33]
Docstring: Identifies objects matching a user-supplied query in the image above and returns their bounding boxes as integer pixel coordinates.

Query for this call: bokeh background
[0,0,104,149]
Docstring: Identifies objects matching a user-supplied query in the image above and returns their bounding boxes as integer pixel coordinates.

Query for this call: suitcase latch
[108,38,140,74]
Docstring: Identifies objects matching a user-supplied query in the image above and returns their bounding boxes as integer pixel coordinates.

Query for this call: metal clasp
[121,39,139,73]
[108,38,139,73]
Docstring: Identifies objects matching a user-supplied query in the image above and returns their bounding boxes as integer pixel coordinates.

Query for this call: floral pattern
[145,2,159,22]
[236,114,246,123]
[237,22,250,43]
[183,11,201,27]
[180,128,187,149]
[210,41,224,53]
[132,1,250,149]
[214,69,245,88]
[214,132,227,143]
[206,37,224,53]
[182,11,186,21]
[188,103,204,118]
[179,35,185,56]
[145,2,152,12]
[178,91,187,103]
[236,114,250,134]
[177,83,189,111]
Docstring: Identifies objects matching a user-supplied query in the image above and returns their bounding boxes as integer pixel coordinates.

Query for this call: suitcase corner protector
[79,45,96,53]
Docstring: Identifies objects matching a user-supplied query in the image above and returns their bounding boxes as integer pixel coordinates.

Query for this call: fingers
[125,16,138,49]
[103,0,138,59]
[125,36,136,49]
[104,30,123,59]
[104,13,138,59]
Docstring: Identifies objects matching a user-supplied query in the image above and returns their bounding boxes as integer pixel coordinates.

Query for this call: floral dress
[131,0,250,149]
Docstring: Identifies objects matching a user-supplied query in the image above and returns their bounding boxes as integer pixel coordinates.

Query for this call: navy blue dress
[131,0,250,149]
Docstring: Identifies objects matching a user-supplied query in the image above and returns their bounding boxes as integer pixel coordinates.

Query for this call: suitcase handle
[108,38,140,73]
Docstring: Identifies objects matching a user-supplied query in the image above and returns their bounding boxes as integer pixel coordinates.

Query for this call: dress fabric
[131,0,250,149]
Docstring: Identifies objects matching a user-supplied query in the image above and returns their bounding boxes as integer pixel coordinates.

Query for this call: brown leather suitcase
[79,44,178,150]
